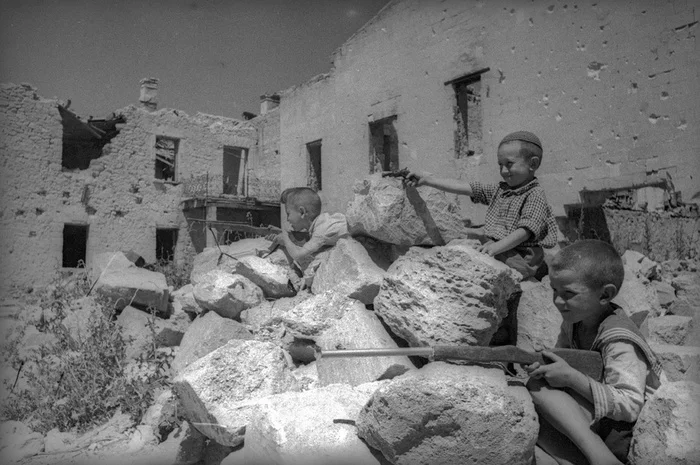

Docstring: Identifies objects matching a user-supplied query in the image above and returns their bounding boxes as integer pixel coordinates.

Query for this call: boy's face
[284,203,308,231]
[549,266,608,325]
[497,141,536,188]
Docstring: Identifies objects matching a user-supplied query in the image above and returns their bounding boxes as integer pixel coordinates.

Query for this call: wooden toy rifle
[316,345,604,381]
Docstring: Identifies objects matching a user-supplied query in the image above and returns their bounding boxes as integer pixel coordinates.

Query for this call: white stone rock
[613,265,662,323]
[172,284,202,316]
[374,243,520,346]
[193,270,264,320]
[234,255,295,299]
[357,363,538,465]
[245,382,389,465]
[516,277,563,352]
[646,315,699,347]
[669,272,700,319]
[0,420,45,462]
[93,266,170,313]
[622,250,658,280]
[173,339,300,447]
[346,174,469,246]
[311,237,386,304]
[172,311,254,374]
[628,381,700,465]
[649,343,700,383]
[316,300,414,386]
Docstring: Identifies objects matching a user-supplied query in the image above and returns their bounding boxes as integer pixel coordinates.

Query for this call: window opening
[369,116,398,173]
[62,224,88,268]
[453,78,482,158]
[156,228,178,262]
[59,105,123,170]
[223,146,248,196]
[155,136,178,181]
[307,140,322,191]
[446,68,488,159]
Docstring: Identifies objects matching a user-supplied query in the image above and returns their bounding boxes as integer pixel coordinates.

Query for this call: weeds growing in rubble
[1,266,172,434]
[149,258,193,289]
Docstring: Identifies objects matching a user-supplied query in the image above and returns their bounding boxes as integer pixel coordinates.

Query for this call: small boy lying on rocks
[268,187,349,287]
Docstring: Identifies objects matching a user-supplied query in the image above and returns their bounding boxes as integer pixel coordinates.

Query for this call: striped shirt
[470,178,557,248]
[559,306,664,424]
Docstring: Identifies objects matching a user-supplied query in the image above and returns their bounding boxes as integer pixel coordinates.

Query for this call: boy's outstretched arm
[271,230,321,265]
[406,170,473,196]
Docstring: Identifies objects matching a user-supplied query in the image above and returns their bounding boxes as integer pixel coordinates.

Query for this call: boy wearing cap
[408,131,557,280]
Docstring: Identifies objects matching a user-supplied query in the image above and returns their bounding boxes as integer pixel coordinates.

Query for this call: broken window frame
[223,146,248,196]
[445,67,489,159]
[306,139,322,192]
[155,136,179,182]
[368,115,399,174]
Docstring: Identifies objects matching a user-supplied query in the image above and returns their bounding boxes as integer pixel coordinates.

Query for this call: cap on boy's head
[499,131,542,150]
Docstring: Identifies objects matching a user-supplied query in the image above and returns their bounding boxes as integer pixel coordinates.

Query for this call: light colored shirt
[295,212,349,271]
[558,311,663,424]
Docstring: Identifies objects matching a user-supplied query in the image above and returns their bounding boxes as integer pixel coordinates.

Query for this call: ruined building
[0,79,281,290]
[278,0,699,253]
[1,0,698,291]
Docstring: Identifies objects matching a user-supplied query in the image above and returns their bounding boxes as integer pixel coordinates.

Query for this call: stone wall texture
[0,83,278,291]
[278,0,700,223]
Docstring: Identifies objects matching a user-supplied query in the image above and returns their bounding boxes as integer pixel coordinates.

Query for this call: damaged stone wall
[248,107,281,203]
[279,0,699,224]
[0,83,278,291]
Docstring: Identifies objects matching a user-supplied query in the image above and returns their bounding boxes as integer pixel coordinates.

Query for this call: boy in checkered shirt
[408,131,557,280]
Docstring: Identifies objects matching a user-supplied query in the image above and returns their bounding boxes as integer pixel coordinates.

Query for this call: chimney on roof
[260,93,280,115]
[139,78,159,111]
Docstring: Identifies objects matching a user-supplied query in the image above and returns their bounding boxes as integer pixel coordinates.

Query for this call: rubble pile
[1,176,699,465]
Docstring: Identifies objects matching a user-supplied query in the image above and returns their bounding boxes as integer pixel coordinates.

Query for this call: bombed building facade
[1,0,698,292]
[0,80,281,290]
[279,0,699,251]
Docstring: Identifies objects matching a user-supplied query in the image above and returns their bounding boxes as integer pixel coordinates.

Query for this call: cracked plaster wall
[0,83,277,291]
[279,0,699,222]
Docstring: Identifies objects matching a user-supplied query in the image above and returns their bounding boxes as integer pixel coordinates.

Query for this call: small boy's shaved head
[550,239,624,291]
[281,187,322,217]
[499,131,543,165]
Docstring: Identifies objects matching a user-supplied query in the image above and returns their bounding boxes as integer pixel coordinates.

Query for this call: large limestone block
[173,339,300,447]
[190,239,271,286]
[234,255,295,299]
[613,265,662,323]
[628,381,700,465]
[89,251,136,282]
[311,237,386,305]
[316,301,414,386]
[245,382,390,465]
[172,284,202,316]
[668,272,700,318]
[622,250,658,280]
[93,266,170,313]
[357,363,538,465]
[172,311,254,374]
[116,306,186,358]
[650,343,700,382]
[346,174,468,246]
[374,243,520,346]
[646,315,699,347]
[240,291,313,330]
[193,270,264,320]
[265,291,354,338]
[516,277,563,351]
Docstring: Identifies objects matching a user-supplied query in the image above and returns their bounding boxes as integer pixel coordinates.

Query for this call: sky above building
[0,0,388,119]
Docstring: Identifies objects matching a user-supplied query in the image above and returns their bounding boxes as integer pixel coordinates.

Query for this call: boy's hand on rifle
[524,351,578,388]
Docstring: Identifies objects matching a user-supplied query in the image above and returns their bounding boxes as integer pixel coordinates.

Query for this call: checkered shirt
[470,178,557,248]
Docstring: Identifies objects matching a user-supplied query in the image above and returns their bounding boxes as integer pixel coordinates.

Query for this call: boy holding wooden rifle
[525,240,664,465]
